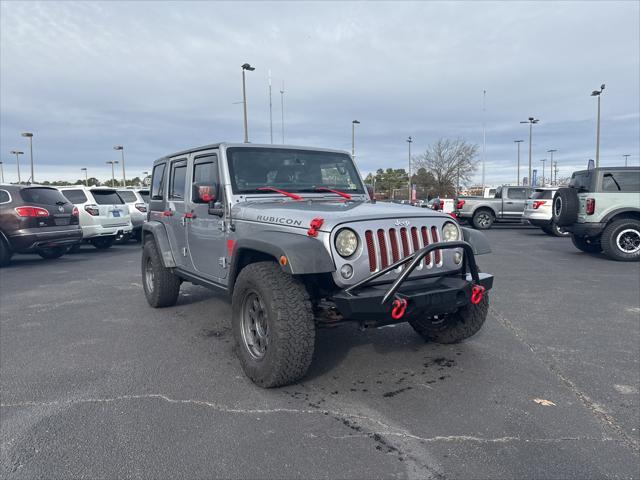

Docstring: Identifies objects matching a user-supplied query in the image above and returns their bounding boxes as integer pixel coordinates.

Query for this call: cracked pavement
[1,226,639,479]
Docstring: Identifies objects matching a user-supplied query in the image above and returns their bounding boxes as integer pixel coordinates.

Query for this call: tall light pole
[406,136,413,202]
[520,117,540,186]
[0,162,4,183]
[514,140,524,185]
[10,150,23,183]
[21,132,34,183]
[106,161,118,187]
[351,120,360,159]
[268,70,273,144]
[591,84,605,168]
[547,149,557,186]
[623,154,631,167]
[241,63,255,143]
[481,89,486,189]
[553,161,559,185]
[540,159,547,187]
[280,80,285,144]
[81,167,88,186]
[113,145,125,186]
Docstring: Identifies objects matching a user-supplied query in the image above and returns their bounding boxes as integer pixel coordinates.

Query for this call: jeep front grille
[364,226,442,272]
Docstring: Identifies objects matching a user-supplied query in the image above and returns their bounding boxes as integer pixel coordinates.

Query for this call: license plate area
[54,217,70,226]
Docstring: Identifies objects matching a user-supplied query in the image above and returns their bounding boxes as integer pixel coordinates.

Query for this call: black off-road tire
[0,237,13,267]
[542,222,569,237]
[37,246,69,260]
[601,218,640,262]
[91,236,115,250]
[409,294,489,344]
[142,238,180,308]
[472,209,495,230]
[570,234,602,254]
[232,261,315,388]
[553,188,579,227]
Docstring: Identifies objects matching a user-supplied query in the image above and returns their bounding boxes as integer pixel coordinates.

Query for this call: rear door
[186,152,228,280]
[165,158,189,267]
[503,187,529,218]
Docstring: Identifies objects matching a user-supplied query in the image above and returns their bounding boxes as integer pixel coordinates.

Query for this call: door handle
[506,202,514,204]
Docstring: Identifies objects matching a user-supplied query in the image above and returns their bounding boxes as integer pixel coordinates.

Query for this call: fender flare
[461,227,492,255]
[602,207,640,224]
[229,231,335,288]
[142,221,177,268]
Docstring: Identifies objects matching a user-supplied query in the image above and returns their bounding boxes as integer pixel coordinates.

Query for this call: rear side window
[151,163,166,200]
[138,190,150,202]
[570,171,593,191]
[602,171,640,192]
[531,189,553,199]
[507,188,527,199]
[0,190,10,204]
[118,190,138,202]
[20,187,69,205]
[61,189,88,204]
[169,160,187,200]
[91,190,124,205]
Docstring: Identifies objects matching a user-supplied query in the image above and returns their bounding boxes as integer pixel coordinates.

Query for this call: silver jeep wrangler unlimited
[141,143,494,387]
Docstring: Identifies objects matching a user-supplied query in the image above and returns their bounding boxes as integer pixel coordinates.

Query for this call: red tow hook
[471,285,486,305]
[391,298,408,320]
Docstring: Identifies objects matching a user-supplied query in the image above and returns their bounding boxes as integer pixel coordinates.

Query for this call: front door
[186,152,228,281]
[503,187,529,218]
[165,158,189,267]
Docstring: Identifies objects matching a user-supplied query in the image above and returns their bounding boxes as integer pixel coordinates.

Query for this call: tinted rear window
[20,187,69,205]
[602,171,640,192]
[0,190,10,203]
[61,189,88,204]
[569,171,593,191]
[151,163,166,200]
[91,190,124,205]
[118,190,138,202]
[531,189,553,199]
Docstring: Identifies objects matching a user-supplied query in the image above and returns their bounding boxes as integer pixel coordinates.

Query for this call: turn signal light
[456,200,465,210]
[15,206,49,217]
[586,198,596,215]
[532,201,546,209]
[135,203,147,213]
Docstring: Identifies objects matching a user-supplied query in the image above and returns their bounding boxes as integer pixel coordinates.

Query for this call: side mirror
[366,185,376,203]
[192,182,217,204]
[208,200,224,217]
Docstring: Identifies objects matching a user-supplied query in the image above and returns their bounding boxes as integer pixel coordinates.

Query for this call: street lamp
[106,161,119,187]
[0,161,4,183]
[241,63,255,143]
[514,140,524,185]
[81,167,88,186]
[21,132,34,183]
[547,149,557,185]
[113,145,125,186]
[10,150,23,183]
[540,159,547,187]
[591,84,605,167]
[351,120,360,159]
[520,117,540,186]
[622,154,631,167]
[406,136,413,202]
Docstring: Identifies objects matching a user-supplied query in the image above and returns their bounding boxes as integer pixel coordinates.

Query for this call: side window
[151,163,166,200]
[494,187,502,199]
[193,155,219,185]
[602,171,640,192]
[169,160,187,200]
[507,188,527,199]
[0,190,10,204]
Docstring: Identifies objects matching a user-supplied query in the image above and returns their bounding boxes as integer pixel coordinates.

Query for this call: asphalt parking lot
[1,226,639,479]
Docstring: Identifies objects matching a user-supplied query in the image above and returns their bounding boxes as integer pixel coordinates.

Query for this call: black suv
[0,184,83,266]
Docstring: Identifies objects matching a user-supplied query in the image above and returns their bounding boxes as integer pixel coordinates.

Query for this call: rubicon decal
[256,215,303,226]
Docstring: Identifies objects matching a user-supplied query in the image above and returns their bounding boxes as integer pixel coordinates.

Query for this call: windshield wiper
[256,187,303,201]
[313,187,352,200]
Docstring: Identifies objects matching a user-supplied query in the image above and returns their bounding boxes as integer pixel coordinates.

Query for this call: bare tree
[412,138,479,196]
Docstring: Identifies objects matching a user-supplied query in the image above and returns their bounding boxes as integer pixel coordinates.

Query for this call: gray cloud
[1,1,638,184]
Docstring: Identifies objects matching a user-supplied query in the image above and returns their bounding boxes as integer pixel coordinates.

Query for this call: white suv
[58,186,133,249]
[117,189,147,241]
[523,187,568,237]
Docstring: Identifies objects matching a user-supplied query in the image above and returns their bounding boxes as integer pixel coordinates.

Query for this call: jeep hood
[233,199,448,231]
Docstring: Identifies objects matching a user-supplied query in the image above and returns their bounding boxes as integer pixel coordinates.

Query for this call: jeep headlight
[335,228,359,257]
[442,222,460,242]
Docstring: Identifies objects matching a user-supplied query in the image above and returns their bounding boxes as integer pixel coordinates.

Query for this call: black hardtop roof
[152,143,350,165]
[573,166,639,175]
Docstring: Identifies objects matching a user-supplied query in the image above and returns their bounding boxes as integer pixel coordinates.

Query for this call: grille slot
[364,224,442,272]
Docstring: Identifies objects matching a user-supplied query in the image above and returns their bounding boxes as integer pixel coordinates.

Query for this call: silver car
[523,187,568,236]
[117,189,147,241]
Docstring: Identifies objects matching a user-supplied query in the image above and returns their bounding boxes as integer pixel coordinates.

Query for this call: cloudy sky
[1,1,639,185]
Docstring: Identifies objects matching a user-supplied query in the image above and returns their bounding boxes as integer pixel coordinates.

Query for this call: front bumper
[8,226,83,253]
[563,222,605,237]
[331,240,493,323]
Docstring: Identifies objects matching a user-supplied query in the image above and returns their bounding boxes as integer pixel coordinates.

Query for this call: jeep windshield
[227,148,365,195]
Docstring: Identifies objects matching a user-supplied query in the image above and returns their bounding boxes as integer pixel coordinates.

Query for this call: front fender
[142,221,177,268]
[461,227,492,255]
